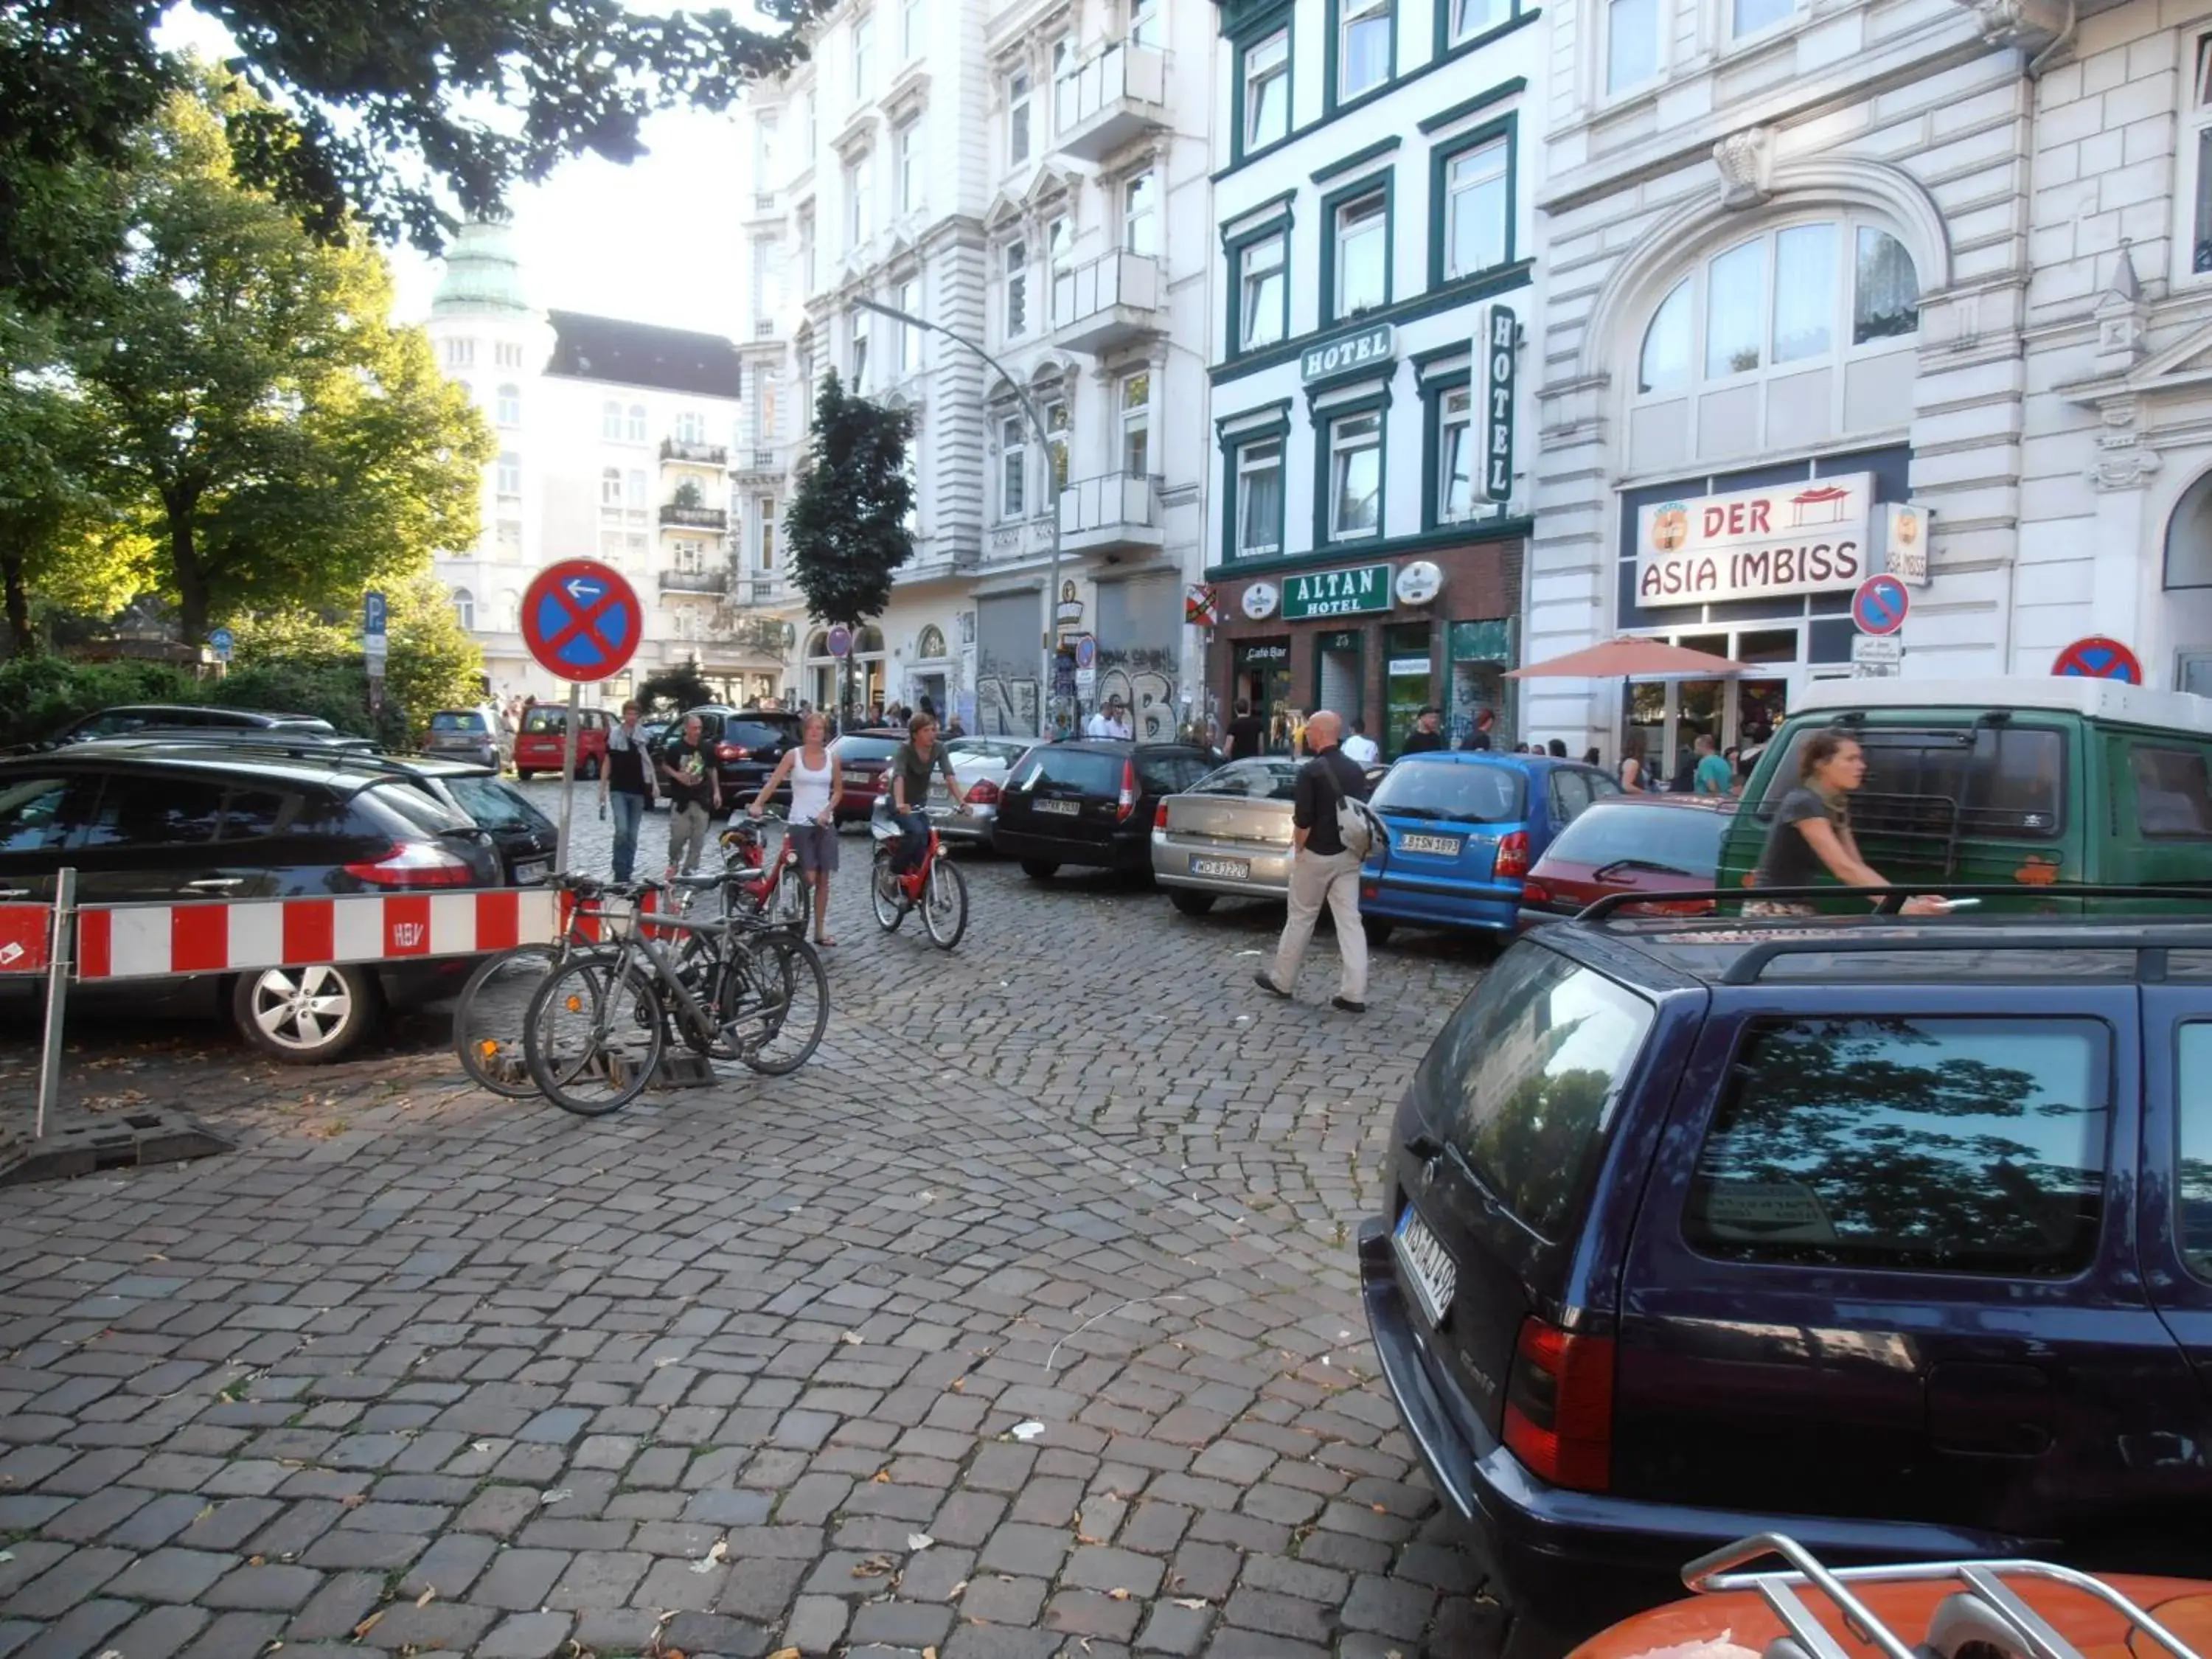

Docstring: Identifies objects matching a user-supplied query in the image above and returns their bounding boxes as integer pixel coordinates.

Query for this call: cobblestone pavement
[0,784,1503,1658]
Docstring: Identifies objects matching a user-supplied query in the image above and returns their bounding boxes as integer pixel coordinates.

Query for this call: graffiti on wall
[1096,646,1178,742]
[976,672,1039,737]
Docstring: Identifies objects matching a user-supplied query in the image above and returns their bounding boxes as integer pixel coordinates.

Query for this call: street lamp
[849,295,1064,740]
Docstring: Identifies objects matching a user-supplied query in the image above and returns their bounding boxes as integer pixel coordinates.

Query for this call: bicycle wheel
[771,866,809,932]
[452,945,561,1096]
[720,931,829,1075]
[524,955,664,1116]
[871,848,905,932]
[922,859,968,950]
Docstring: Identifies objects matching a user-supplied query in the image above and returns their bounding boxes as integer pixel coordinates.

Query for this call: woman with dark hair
[1618,737,1647,793]
[1749,729,1946,916]
[1581,746,1601,768]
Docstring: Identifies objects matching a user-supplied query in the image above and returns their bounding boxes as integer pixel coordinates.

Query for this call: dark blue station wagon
[1360,912,2212,1655]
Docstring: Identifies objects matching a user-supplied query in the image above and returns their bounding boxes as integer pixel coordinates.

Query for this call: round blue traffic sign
[1074,635,1096,669]
[827,624,853,659]
[1851,574,1910,638]
[520,560,641,683]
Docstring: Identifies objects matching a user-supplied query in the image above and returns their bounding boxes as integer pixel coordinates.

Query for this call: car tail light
[717,742,751,761]
[1153,801,1169,830]
[1495,830,1531,880]
[344,841,476,889]
[965,779,1001,806]
[1502,1317,1614,1492]
[1361,882,1379,900]
[1117,759,1136,821]
[1520,878,1551,905]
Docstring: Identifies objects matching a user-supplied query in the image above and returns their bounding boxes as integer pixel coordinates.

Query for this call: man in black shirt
[1225,698,1267,759]
[1459,707,1495,751]
[658,712,721,877]
[1402,707,1447,754]
[598,700,658,881]
[1253,710,1372,1013]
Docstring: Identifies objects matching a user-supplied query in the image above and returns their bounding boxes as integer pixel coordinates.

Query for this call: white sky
[155,4,751,335]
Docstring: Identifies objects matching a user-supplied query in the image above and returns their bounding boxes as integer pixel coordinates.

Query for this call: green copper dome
[433,220,530,316]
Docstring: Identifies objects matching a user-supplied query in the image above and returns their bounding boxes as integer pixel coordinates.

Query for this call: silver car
[927,737,1033,847]
[424,706,511,771]
[1150,757,1304,915]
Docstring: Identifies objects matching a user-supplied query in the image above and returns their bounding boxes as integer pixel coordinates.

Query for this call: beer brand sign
[1635,473,1874,606]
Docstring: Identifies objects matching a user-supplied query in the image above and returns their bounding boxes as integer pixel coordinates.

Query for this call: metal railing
[660,439,729,465]
[657,568,729,594]
[1051,250,1162,333]
[1057,471,1160,536]
[659,504,730,530]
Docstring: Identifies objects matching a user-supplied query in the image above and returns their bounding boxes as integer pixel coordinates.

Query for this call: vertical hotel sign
[1478,304,1516,502]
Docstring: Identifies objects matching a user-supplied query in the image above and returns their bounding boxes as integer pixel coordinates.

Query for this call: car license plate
[1393,1206,1457,1329]
[1190,856,1250,880]
[515,860,549,884]
[1399,832,1462,856]
[1036,799,1080,816]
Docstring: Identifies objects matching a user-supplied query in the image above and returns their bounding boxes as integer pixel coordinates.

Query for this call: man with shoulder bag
[1252,709,1375,1014]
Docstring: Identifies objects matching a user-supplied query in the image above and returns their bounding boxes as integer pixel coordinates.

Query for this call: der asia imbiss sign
[1636,473,1874,605]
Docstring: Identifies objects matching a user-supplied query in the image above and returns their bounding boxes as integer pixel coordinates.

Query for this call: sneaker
[1332,995,1366,1014]
[1253,970,1291,1000]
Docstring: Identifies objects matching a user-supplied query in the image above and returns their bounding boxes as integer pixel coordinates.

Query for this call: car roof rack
[1682,1532,2199,1659]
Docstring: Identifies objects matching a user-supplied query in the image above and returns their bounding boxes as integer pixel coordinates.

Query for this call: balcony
[660,438,729,467]
[984,514,1058,563]
[1051,251,1164,355]
[659,504,730,531]
[1051,43,1168,164]
[1057,472,1163,556]
[658,567,729,594]
[734,445,790,476]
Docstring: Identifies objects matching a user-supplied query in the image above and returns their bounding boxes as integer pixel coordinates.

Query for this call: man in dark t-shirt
[1225,698,1268,759]
[1254,711,1373,1014]
[1402,707,1446,754]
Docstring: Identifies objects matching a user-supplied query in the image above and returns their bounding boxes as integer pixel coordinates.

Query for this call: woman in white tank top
[750,713,844,945]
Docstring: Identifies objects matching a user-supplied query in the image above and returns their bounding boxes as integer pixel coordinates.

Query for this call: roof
[543,311,744,400]
[1794,676,2212,732]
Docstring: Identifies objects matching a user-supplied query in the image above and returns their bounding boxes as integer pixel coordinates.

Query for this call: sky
[154,4,752,335]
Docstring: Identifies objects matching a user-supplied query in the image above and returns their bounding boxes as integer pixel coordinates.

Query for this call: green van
[1715,677,2212,907]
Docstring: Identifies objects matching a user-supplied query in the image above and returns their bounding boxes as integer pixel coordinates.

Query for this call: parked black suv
[0,746,507,1062]
[657,707,807,806]
[992,740,1220,877]
[18,704,335,751]
[1363,893,2212,1657]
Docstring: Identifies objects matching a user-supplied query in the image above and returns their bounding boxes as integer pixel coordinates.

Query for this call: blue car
[1358,753,1620,943]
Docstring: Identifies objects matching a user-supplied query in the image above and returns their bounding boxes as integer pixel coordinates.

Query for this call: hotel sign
[1300,323,1396,383]
[1478,303,1516,502]
[1636,473,1874,607]
[1283,563,1392,619]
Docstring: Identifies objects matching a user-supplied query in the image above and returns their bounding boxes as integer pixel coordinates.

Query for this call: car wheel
[1363,917,1397,946]
[231,963,380,1064]
[1169,889,1217,917]
[1020,859,1059,881]
[517,769,534,782]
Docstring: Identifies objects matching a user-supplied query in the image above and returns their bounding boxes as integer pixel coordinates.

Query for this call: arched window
[917,625,947,658]
[804,629,830,660]
[627,404,648,442]
[453,588,476,631]
[1630,218,1919,470]
[856,625,886,653]
[495,383,521,426]
[602,400,623,439]
[2167,470,2212,589]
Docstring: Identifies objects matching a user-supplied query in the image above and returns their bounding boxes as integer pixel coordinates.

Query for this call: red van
[513,705,611,780]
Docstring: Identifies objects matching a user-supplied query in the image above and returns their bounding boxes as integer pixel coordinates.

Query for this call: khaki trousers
[1270,846,1368,1002]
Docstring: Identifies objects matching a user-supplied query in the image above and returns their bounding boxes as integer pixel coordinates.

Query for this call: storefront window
[1234,640,1294,754]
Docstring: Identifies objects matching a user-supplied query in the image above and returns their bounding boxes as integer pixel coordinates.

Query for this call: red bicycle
[714,813,807,932]
[870,812,968,949]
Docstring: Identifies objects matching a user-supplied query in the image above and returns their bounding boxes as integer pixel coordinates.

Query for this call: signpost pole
[34,867,74,1140]
[554,681,581,877]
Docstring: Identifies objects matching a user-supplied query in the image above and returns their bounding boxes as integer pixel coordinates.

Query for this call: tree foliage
[1,0,822,257]
[226,573,485,734]
[62,82,494,644]
[785,371,914,632]
[639,659,713,714]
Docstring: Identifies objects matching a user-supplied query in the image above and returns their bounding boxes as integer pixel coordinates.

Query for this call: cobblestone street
[0,786,1501,1659]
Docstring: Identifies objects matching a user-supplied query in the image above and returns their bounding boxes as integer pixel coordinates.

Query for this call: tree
[1,0,822,260]
[66,83,494,644]
[641,660,713,714]
[0,361,153,653]
[784,372,913,718]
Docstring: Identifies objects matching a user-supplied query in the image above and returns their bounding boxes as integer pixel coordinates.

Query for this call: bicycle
[716,812,808,932]
[451,872,620,1096]
[521,876,828,1116]
[871,807,969,950]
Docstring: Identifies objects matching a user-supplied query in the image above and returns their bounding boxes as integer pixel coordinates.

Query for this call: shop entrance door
[1315,630,1363,728]
[1383,623,1434,759]
[1233,639,1293,754]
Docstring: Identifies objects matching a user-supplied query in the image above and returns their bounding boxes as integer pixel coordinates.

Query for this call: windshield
[1371,759,1528,824]
[431,712,487,734]
[1542,802,1729,877]
[1191,759,1301,801]
[447,776,554,835]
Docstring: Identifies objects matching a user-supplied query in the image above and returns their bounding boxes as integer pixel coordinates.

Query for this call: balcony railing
[1052,42,1168,164]
[1051,250,1164,355]
[754,319,776,339]
[1057,472,1164,554]
[659,504,730,530]
[660,438,729,466]
[658,568,729,594]
[754,191,776,212]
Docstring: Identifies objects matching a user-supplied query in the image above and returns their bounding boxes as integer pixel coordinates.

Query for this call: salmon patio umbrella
[1507,636,1754,681]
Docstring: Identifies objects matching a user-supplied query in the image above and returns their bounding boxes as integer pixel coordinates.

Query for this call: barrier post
[35,867,75,1139]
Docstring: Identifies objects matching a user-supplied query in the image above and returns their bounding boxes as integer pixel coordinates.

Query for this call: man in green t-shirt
[1692,732,1735,796]
[887,712,964,877]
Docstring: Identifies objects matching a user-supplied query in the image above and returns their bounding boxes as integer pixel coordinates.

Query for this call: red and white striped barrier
[74,888,561,981]
[0,904,54,975]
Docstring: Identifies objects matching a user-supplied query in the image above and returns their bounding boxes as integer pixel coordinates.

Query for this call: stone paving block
[288,1568,386,1641]
[201,1560,323,1611]
[16,1596,133,1659]
[782,1592,849,1655]
[352,1600,498,1649]
[477,1611,575,1658]
[106,1546,234,1604]
[177,1610,286,1659]
[959,1574,1049,1625]
[98,1603,210,1659]
[544,1549,650,1610]
[7,1545,132,1618]
[476,1546,571,1610]
[661,1610,771,1655]
[1135,1596,1214,1656]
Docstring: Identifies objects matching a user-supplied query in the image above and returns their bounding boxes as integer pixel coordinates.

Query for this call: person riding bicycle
[887,709,965,899]
[748,710,843,948]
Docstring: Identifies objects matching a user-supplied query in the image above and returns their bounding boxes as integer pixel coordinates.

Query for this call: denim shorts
[787,822,840,873]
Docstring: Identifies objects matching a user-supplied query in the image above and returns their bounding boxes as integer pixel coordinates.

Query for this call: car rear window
[521,710,567,734]
[1753,724,2065,839]
[432,712,488,734]
[1540,802,1729,878]
[1192,760,1301,801]
[834,736,902,764]
[1686,1017,2108,1276]
[447,776,554,835]
[2131,745,2212,838]
[728,719,794,749]
[1016,748,1125,795]
[1136,752,1214,794]
[1372,760,1527,824]
[361,780,473,837]
[1417,943,1655,1240]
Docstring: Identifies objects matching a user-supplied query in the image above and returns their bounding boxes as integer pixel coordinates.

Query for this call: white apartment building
[425,222,770,707]
[1199,0,1545,757]
[736,0,1215,737]
[1528,0,2212,773]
